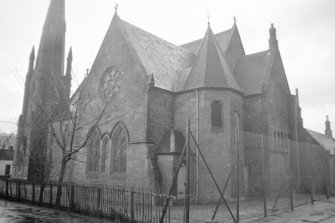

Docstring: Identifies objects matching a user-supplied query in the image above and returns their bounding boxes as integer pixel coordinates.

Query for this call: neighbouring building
[0,147,14,177]
[12,0,334,202]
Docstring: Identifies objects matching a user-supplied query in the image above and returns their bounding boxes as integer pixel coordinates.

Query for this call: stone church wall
[147,87,174,148]
[49,21,155,188]
[174,89,243,202]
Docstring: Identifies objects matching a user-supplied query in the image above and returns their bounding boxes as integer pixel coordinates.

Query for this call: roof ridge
[120,19,191,55]
[180,28,233,47]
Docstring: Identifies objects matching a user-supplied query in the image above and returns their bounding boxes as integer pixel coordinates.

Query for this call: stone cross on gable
[206,14,210,26]
[114,3,119,14]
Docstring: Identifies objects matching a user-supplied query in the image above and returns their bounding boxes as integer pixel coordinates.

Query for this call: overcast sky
[0,0,334,134]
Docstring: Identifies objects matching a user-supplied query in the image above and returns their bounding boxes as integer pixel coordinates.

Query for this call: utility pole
[236,127,240,223]
[261,134,267,217]
[185,119,191,223]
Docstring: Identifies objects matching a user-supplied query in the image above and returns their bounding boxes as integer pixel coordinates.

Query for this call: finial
[327,115,329,121]
[114,3,119,14]
[67,47,73,60]
[30,46,35,59]
[233,17,237,24]
[206,14,210,26]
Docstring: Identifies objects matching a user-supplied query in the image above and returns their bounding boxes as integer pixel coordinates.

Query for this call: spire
[28,46,35,74]
[22,47,35,118]
[65,47,72,78]
[325,115,332,137]
[183,25,241,92]
[35,0,66,77]
[269,23,278,50]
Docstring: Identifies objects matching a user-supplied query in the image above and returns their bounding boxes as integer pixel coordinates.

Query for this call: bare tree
[28,66,124,204]
[0,133,14,150]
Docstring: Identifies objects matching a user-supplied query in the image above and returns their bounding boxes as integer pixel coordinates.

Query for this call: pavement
[169,194,334,223]
[0,194,334,223]
[0,200,111,223]
[246,198,335,223]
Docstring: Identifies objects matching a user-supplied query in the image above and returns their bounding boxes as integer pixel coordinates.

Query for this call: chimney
[269,23,278,50]
[325,115,332,137]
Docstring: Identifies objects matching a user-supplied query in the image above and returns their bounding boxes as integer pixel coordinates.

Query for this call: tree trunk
[55,159,67,205]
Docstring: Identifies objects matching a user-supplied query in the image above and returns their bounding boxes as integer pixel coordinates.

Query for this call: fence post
[130,188,135,219]
[261,135,267,217]
[70,185,75,209]
[18,181,21,200]
[311,177,314,205]
[5,179,9,199]
[50,184,53,206]
[97,187,101,211]
[32,182,35,203]
[39,183,45,203]
[326,175,330,200]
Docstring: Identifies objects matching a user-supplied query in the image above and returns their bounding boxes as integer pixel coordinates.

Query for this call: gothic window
[211,101,222,127]
[101,136,109,173]
[111,123,128,173]
[87,128,101,172]
[280,132,283,147]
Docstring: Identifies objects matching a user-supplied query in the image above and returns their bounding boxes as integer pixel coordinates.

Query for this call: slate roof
[117,17,195,91]
[77,13,276,96]
[183,26,241,92]
[306,129,335,155]
[180,28,234,55]
[234,50,271,95]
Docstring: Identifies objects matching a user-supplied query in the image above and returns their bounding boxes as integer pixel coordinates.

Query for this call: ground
[0,200,110,223]
[169,194,332,223]
[0,194,334,222]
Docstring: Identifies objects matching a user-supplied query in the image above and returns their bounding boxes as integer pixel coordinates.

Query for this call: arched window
[101,136,109,172]
[211,101,222,127]
[87,128,101,172]
[111,123,128,173]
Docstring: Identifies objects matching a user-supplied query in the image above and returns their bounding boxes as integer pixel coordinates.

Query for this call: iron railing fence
[0,179,173,223]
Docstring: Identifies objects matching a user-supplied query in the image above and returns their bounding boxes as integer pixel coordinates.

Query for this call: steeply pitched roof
[180,28,234,55]
[306,129,335,155]
[233,50,272,95]
[35,0,65,77]
[117,17,195,91]
[182,26,241,92]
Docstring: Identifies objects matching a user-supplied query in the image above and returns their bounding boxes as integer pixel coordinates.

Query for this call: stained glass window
[111,124,128,173]
[101,136,108,172]
[87,128,100,172]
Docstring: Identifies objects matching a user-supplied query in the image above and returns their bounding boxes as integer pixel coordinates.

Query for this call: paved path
[0,199,110,223]
[246,198,335,223]
[0,195,333,223]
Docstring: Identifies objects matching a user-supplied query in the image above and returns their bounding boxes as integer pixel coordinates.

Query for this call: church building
[13,0,334,202]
